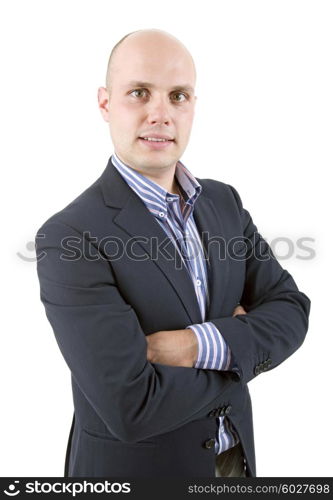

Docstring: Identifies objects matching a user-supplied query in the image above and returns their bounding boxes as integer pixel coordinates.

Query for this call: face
[98,33,197,175]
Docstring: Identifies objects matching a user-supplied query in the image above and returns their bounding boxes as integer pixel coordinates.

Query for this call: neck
[170,179,182,196]
[138,166,179,195]
[115,152,181,195]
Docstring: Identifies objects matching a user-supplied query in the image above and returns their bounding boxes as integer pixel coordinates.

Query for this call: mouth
[138,136,175,149]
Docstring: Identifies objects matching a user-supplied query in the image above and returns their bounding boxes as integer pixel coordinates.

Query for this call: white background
[1,0,332,477]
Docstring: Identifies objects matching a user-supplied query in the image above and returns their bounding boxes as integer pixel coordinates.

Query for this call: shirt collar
[111,152,202,220]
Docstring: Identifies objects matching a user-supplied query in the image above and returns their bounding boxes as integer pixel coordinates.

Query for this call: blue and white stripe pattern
[111,152,239,454]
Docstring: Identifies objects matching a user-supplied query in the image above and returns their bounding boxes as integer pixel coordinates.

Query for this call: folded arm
[35,221,239,444]
[146,305,246,370]
[209,185,311,384]
[147,185,311,384]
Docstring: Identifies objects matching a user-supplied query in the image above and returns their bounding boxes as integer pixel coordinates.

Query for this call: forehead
[111,40,196,89]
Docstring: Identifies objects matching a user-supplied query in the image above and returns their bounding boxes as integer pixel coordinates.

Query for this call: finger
[232,305,247,316]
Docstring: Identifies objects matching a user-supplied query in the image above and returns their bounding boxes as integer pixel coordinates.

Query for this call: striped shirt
[111,152,240,454]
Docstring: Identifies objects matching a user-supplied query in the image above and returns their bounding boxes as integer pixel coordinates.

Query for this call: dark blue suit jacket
[35,157,310,477]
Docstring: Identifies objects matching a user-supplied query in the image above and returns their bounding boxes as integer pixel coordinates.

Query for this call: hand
[146,329,197,368]
[232,304,247,316]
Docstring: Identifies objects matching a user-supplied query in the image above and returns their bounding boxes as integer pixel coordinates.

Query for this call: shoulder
[35,176,106,237]
[195,177,244,212]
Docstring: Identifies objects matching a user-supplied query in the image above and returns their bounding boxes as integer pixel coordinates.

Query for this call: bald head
[105,29,196,93]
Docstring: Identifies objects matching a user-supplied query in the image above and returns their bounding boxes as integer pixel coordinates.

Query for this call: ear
[97,87,110,122]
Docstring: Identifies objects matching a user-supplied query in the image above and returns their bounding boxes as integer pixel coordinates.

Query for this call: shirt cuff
[186,321,238,371]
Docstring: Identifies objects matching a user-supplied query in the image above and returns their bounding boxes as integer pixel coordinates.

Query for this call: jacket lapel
[99,157,229,324]
[192,194,230,320]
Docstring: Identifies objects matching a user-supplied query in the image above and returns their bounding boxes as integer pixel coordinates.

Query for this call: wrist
[183,328,198,366]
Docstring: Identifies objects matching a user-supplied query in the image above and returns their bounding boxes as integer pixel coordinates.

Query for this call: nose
[146,95,171,125]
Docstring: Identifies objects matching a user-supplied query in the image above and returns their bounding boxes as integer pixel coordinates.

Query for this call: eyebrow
[124,80,195,94]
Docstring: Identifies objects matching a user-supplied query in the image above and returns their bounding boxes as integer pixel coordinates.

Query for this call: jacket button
[263,360,270,370]
[267,358,272,366]
[204,438,215,449]
[224,404,232,415]
[254,365,260,375]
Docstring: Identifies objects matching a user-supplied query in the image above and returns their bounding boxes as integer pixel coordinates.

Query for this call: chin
[142,156,177,168]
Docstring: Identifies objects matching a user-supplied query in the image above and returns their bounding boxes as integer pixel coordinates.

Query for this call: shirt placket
[169,201,207,322]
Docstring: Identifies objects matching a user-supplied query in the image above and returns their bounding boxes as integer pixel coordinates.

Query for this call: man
[35,29,310,478]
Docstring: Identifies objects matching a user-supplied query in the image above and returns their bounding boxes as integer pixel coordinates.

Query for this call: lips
[138,136,174,149]
[138,134,175,142]
[140,138,173,142]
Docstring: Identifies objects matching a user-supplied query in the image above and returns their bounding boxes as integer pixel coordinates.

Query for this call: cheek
[110,105,141,135]
[110,104,132,125]
[176,110,195,137]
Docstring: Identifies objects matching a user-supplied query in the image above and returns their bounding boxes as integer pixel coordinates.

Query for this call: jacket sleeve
[35,220,238,444]
[209,185,311,385]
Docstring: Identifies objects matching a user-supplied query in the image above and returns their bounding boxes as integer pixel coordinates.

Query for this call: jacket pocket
[82,427,157,447]
[71,428,158,477]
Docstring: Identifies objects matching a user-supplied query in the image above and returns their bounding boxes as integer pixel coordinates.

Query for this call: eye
[129,89,149,99]
[171,92,188,102]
